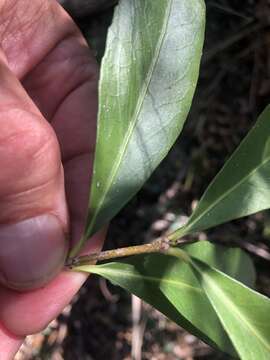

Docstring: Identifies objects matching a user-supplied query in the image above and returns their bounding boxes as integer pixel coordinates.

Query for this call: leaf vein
[203,273,270,352]
[90,268,203,293]
[186,155,270,232]
[87,0,173,234]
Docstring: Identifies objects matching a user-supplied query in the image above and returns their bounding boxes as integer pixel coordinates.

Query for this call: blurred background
[17,0,270,359]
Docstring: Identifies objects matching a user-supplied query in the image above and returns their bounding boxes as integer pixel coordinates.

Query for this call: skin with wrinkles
[0,0,104,357]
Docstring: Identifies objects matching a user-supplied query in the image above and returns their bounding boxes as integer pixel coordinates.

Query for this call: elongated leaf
[84,0,205,242]
[75,241,255,355]
[183,241,255,288]
[191,259,270,360]
[171,105,270,238]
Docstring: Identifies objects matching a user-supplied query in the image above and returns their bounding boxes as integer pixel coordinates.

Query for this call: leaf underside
[74,0,205,254]
[76,241,255,356]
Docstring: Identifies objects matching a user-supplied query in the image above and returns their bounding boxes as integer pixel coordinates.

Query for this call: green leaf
[75,241,255,355]
[183,241,255,288]
[191,259,270,360]
[82,0,205,245]
[171,105,270,239]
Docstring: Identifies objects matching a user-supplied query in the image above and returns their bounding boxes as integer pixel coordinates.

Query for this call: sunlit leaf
[72,0,205,254]
[75,241,255,355]
[171,105,270,239]
[191,258,270,360]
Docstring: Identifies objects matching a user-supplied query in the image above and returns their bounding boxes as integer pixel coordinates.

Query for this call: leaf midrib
[185,155,270,232]
[203,272,270,353]
[88,0,173,233]
[80,266,202,293]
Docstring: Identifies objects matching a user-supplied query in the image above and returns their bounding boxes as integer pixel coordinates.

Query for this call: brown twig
[66,238,169,268]
[66,237,195,268]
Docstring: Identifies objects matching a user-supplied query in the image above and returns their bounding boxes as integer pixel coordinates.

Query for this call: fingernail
[0,215,68,290]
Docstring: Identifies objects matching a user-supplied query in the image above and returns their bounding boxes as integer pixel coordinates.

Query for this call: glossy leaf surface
[75,241,255,355]
[84,0,205,243]
[192,259,270,360]
[172,105,270,238]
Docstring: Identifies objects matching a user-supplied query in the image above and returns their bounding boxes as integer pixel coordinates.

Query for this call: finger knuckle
[0,108,61,188]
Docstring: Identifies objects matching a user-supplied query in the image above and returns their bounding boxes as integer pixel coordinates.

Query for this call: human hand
[0,0,104,357]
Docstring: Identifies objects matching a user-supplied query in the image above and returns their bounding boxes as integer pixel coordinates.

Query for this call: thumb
[0,56,69,290]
